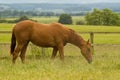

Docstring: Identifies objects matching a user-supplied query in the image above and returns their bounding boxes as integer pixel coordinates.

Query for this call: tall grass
[0,44,120,80]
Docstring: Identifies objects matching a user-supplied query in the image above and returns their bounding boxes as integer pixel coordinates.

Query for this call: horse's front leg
[51,47,58,59]
[58,44,64,60]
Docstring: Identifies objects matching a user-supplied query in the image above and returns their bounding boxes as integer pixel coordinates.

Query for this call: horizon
[0,2,120,4]
[0,0,120,4]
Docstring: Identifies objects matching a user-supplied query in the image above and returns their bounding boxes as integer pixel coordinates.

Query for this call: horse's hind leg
[12,44,24,64]
[20,42,29,63]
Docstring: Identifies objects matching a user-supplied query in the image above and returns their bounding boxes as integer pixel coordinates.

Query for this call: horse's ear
[87,39,89,44]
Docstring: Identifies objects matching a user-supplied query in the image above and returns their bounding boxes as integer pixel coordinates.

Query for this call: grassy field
[0,44,120,80]
[0,21,120,80]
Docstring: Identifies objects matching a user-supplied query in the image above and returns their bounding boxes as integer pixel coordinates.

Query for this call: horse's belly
[30,39,56,47]
[30,32,59,47]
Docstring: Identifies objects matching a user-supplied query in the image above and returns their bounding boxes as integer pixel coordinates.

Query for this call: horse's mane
[69,29,86,48]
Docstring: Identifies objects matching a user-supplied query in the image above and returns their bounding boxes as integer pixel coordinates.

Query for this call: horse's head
[81,40,93,64]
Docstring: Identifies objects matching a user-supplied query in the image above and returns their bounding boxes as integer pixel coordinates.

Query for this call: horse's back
[13,20,34,32]
[14,20,69,33]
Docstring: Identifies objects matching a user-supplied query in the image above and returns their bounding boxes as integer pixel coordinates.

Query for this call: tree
[101,8,120,26]
[13,15,37,23]
[0,15,37,23]
[16,15,29,22]
[85,9,102,25]
[58,14,72,24]
[85,8,120,26]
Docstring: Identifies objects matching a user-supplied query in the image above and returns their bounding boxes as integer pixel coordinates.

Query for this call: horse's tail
[10,30,16,55]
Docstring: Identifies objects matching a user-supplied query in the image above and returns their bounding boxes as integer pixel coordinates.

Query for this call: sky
[0,0,120,4]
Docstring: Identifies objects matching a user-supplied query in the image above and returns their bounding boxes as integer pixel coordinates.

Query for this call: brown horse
[10,20,92,64]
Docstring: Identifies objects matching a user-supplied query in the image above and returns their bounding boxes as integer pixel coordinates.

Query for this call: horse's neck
[68,32,86,48]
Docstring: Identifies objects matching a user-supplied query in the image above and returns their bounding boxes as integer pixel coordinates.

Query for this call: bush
[58,14,73,24]
[12,15,37,23]
[15,15,29,23]
[0,16,37,23]
[0,19,7,23]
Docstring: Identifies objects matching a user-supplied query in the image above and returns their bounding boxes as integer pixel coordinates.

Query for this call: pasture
[0,22,120,80]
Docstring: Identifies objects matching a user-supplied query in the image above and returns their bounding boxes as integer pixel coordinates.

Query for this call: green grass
[79,34,120,44]
[0,44,120,80]
[0,23,13,31]
[68,25,120,32]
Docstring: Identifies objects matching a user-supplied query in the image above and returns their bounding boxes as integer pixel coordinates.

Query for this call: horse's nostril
[88,60,92,64]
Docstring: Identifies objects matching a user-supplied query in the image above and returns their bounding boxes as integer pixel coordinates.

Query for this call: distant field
[0,22,119,32]
[0,23,120,44]
[5,16,84,24]
[32,16,85,24]
[68,25,120,32]
[0,23,14,31]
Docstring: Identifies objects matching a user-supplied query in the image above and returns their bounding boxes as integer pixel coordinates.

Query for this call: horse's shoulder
[50,22,69,30]
[50,22,63,27]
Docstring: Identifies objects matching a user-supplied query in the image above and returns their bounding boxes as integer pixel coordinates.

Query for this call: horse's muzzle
[88,59,92,64]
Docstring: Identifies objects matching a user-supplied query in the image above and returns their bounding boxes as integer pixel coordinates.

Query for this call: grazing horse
[10,20,92,64]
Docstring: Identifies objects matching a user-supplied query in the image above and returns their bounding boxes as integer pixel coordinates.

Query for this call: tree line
[0,8,120,26]
[0,10,85,18]
[85,8,120,26]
